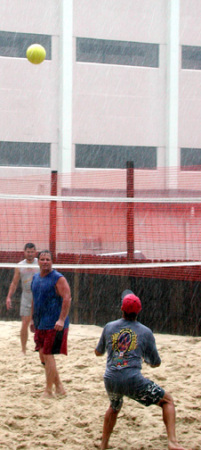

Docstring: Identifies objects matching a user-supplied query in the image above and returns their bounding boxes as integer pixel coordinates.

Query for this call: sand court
[0,321,200,450]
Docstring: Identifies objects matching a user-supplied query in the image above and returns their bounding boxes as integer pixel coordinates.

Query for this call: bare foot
[100,446,112,450]
[55,385,66,396]
[94,442,112,449]
[41,390,54,399]
[168,441,192,450]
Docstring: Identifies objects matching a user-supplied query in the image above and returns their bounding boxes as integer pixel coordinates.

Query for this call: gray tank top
[18,258,39,304]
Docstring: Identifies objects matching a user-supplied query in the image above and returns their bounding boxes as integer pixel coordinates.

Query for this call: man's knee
[21,316,31,328]
[43,353,55,363]
[110,405,121,414]
[158,391,174,407]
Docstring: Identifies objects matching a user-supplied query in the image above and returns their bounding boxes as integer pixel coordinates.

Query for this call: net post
[126,161,134,263]
[49,171,57,262]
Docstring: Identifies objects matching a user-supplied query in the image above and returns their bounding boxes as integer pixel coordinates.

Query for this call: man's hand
[30,320,35,333]
[54,319,64,331]
[95,349,103,356]
[6,297,12,310]
[144,358,161,368]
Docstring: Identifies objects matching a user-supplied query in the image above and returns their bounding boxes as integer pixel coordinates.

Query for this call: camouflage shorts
[106,381,165,412]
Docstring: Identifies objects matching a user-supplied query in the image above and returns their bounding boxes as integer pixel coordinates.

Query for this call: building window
[181,148,201,170]
[182,45,201,70]
[75,144,157,169]
[0,142,50,167]
[76,38,159,68]
[0,31,51,59]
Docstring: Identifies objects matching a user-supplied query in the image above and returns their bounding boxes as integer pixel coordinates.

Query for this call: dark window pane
[0,142,50,167]
[182,45,201,70]
[181,148,201,170]
[75,144,156,169]
[0,31,51,59]
[76,38,159,68]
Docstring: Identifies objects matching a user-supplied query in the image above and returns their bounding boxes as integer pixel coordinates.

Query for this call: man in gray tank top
[6,243,39,354]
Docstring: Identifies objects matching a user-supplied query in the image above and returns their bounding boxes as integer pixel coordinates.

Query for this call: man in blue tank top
[95,290,190,450]
[31,250,71,398]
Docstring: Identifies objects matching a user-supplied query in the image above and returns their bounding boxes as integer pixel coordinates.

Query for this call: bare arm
[54,277,71,331]
[6,268,20,310]
[30,300,35,333]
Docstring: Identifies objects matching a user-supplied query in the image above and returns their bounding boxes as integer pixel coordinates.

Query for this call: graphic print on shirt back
[112,328,137,368]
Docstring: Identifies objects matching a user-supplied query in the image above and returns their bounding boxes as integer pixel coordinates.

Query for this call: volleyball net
[0,176,201,280]
[1,168,200,334]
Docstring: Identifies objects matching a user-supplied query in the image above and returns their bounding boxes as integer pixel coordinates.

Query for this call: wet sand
[0,321,200,450]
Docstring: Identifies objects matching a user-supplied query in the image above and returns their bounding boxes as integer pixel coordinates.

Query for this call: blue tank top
[31,270,69,330]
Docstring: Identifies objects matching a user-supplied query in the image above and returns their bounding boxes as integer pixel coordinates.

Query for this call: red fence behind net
[0,167,201,280]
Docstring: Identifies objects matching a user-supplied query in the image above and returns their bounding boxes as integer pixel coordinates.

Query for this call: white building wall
[0,0,60,34]
[0,1,200,192]
[72,0,168,190]
[73,0,167,149]
[73,0,167,42]
[179,1,201,149]
[180,0,201,45]
[0,0,60,181]
[179,72,201,148]
[73,62,166,147]
[0,53,58,143]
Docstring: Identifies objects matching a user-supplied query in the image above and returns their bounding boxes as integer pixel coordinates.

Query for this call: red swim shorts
[34,328,68,355]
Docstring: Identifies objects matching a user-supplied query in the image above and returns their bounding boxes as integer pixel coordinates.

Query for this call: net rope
[1,193,201,203]
[0,260,200,270]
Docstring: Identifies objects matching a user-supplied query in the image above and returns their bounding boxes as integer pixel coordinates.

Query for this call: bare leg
[42,354,66,397]
[20,315,31,354]
[158,392,191,450]
[39,348,45,365]
[54,374,66,396]
[100,405,120,450]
